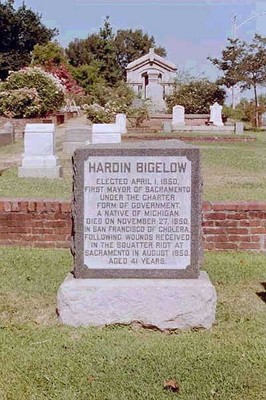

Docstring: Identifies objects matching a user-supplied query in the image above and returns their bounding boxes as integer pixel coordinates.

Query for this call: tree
[65,17,166,83]
[0,0,57,79]
[166,78,226,114]
[114,28,166,76]
[31,41,67,67]
[209,35,266,126]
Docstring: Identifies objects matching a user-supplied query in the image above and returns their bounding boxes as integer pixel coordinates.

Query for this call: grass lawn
[0,131,266,201]
[0,247,265,399]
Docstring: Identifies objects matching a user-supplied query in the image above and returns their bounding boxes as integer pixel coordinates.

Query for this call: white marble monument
[172,105,185,125]
[210,102,224,127]
[115,113,127,134]
[126,48,177,113]
[92,123,121,144]
[18,124,62,179]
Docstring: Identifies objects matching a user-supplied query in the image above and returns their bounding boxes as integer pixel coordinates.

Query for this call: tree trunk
[254,84,259,128]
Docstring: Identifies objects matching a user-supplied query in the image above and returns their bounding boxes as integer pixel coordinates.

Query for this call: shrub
[166,79,226,114]
[83,104,113,123]
[0,88,41,118]
[127,106,149,127]
[2,67,65,116]
[83,81,136,123]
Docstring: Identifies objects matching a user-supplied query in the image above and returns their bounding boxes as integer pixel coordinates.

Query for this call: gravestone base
[18,165,62,179]
[57,272,216,330]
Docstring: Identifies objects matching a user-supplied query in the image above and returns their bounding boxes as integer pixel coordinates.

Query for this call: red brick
[4,201,12,212]
[239,243,261,250]
[248,211,266,219]
[203,243,215,250]
[61,202,71,213]
[19,201,28,212]
[202,220,215,227]
[36,201,46,212]
[212,203,238,211]
[228,235,251,242]
[11,202,20,212]
[206,235,228,243]
[227,212,248,220]
[203,228,225,235]
[204,212,226,220]
[31,228,53,234]
[215,220,238,228]
[225,228,249,235]
[28,201,36,212]
[239,220,261,227]
[250,228,266,234]
[202,201,212,211]
[214,242,238,250]
[250,235,261,242]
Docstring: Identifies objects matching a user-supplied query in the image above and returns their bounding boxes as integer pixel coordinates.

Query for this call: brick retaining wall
[0,199,265,252]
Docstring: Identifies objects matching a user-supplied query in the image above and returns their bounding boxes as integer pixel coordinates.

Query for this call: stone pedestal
[57,272,216,330]
[18,124,62,179]
[63,126,92,154]
[92,123,121,144]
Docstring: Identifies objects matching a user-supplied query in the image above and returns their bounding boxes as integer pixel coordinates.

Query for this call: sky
[13,0,266,85]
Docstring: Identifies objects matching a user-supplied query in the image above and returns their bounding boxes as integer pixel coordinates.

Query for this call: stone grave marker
[210,102,224,127]
[57,140,216,329]
[235,122,244,135]
[172,105,185,125]
[92,123,121,144]
[116,114,127,134]
[18,123,62,179]
[63,126,92,154]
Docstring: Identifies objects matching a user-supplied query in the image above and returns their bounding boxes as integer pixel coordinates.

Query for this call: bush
[0,88,41,118]
[166,79,226,114]
[83,104,113,123]
[1,67,65,116]
[83,81,136,123]
[127,106,149,127]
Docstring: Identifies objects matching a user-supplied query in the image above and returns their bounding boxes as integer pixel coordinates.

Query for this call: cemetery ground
[0,120,266,399]
[0,127,266,201]
[0,247,265,399]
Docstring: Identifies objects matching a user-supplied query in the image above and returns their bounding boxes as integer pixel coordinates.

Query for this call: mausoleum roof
[126,48,177,72]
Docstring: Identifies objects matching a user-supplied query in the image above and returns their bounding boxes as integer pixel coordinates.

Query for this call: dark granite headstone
[72,140,202,279]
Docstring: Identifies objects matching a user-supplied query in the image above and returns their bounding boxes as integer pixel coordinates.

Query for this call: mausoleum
[126,48,177,112]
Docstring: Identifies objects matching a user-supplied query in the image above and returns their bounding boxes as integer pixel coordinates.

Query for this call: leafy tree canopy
[0,0,57,79]
[31,41,67,67]
[65,17,166,84]
[209,34,266,126]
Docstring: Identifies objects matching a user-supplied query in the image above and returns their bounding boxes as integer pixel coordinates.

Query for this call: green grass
[0,247,265,399]
[0,132,266,201]
[0,167,72,199]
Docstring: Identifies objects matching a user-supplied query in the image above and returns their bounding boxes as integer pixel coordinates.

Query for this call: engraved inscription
[84,156,191,269]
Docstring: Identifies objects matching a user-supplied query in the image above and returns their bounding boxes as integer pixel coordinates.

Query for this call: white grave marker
[210,102,224,127]
[18,124,62,179]
[172,105,185,125]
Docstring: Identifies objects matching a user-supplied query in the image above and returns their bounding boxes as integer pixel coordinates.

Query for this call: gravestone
[261,112,266,126]
[172,105,185,125]
[18,124,62,179]
[235,122,244,135]
[63,126,92,154]
[210,102,224,127]
[57,140,217,329]
[116,114,127,134]
[163,121,172,133]
[92,123,121,144]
